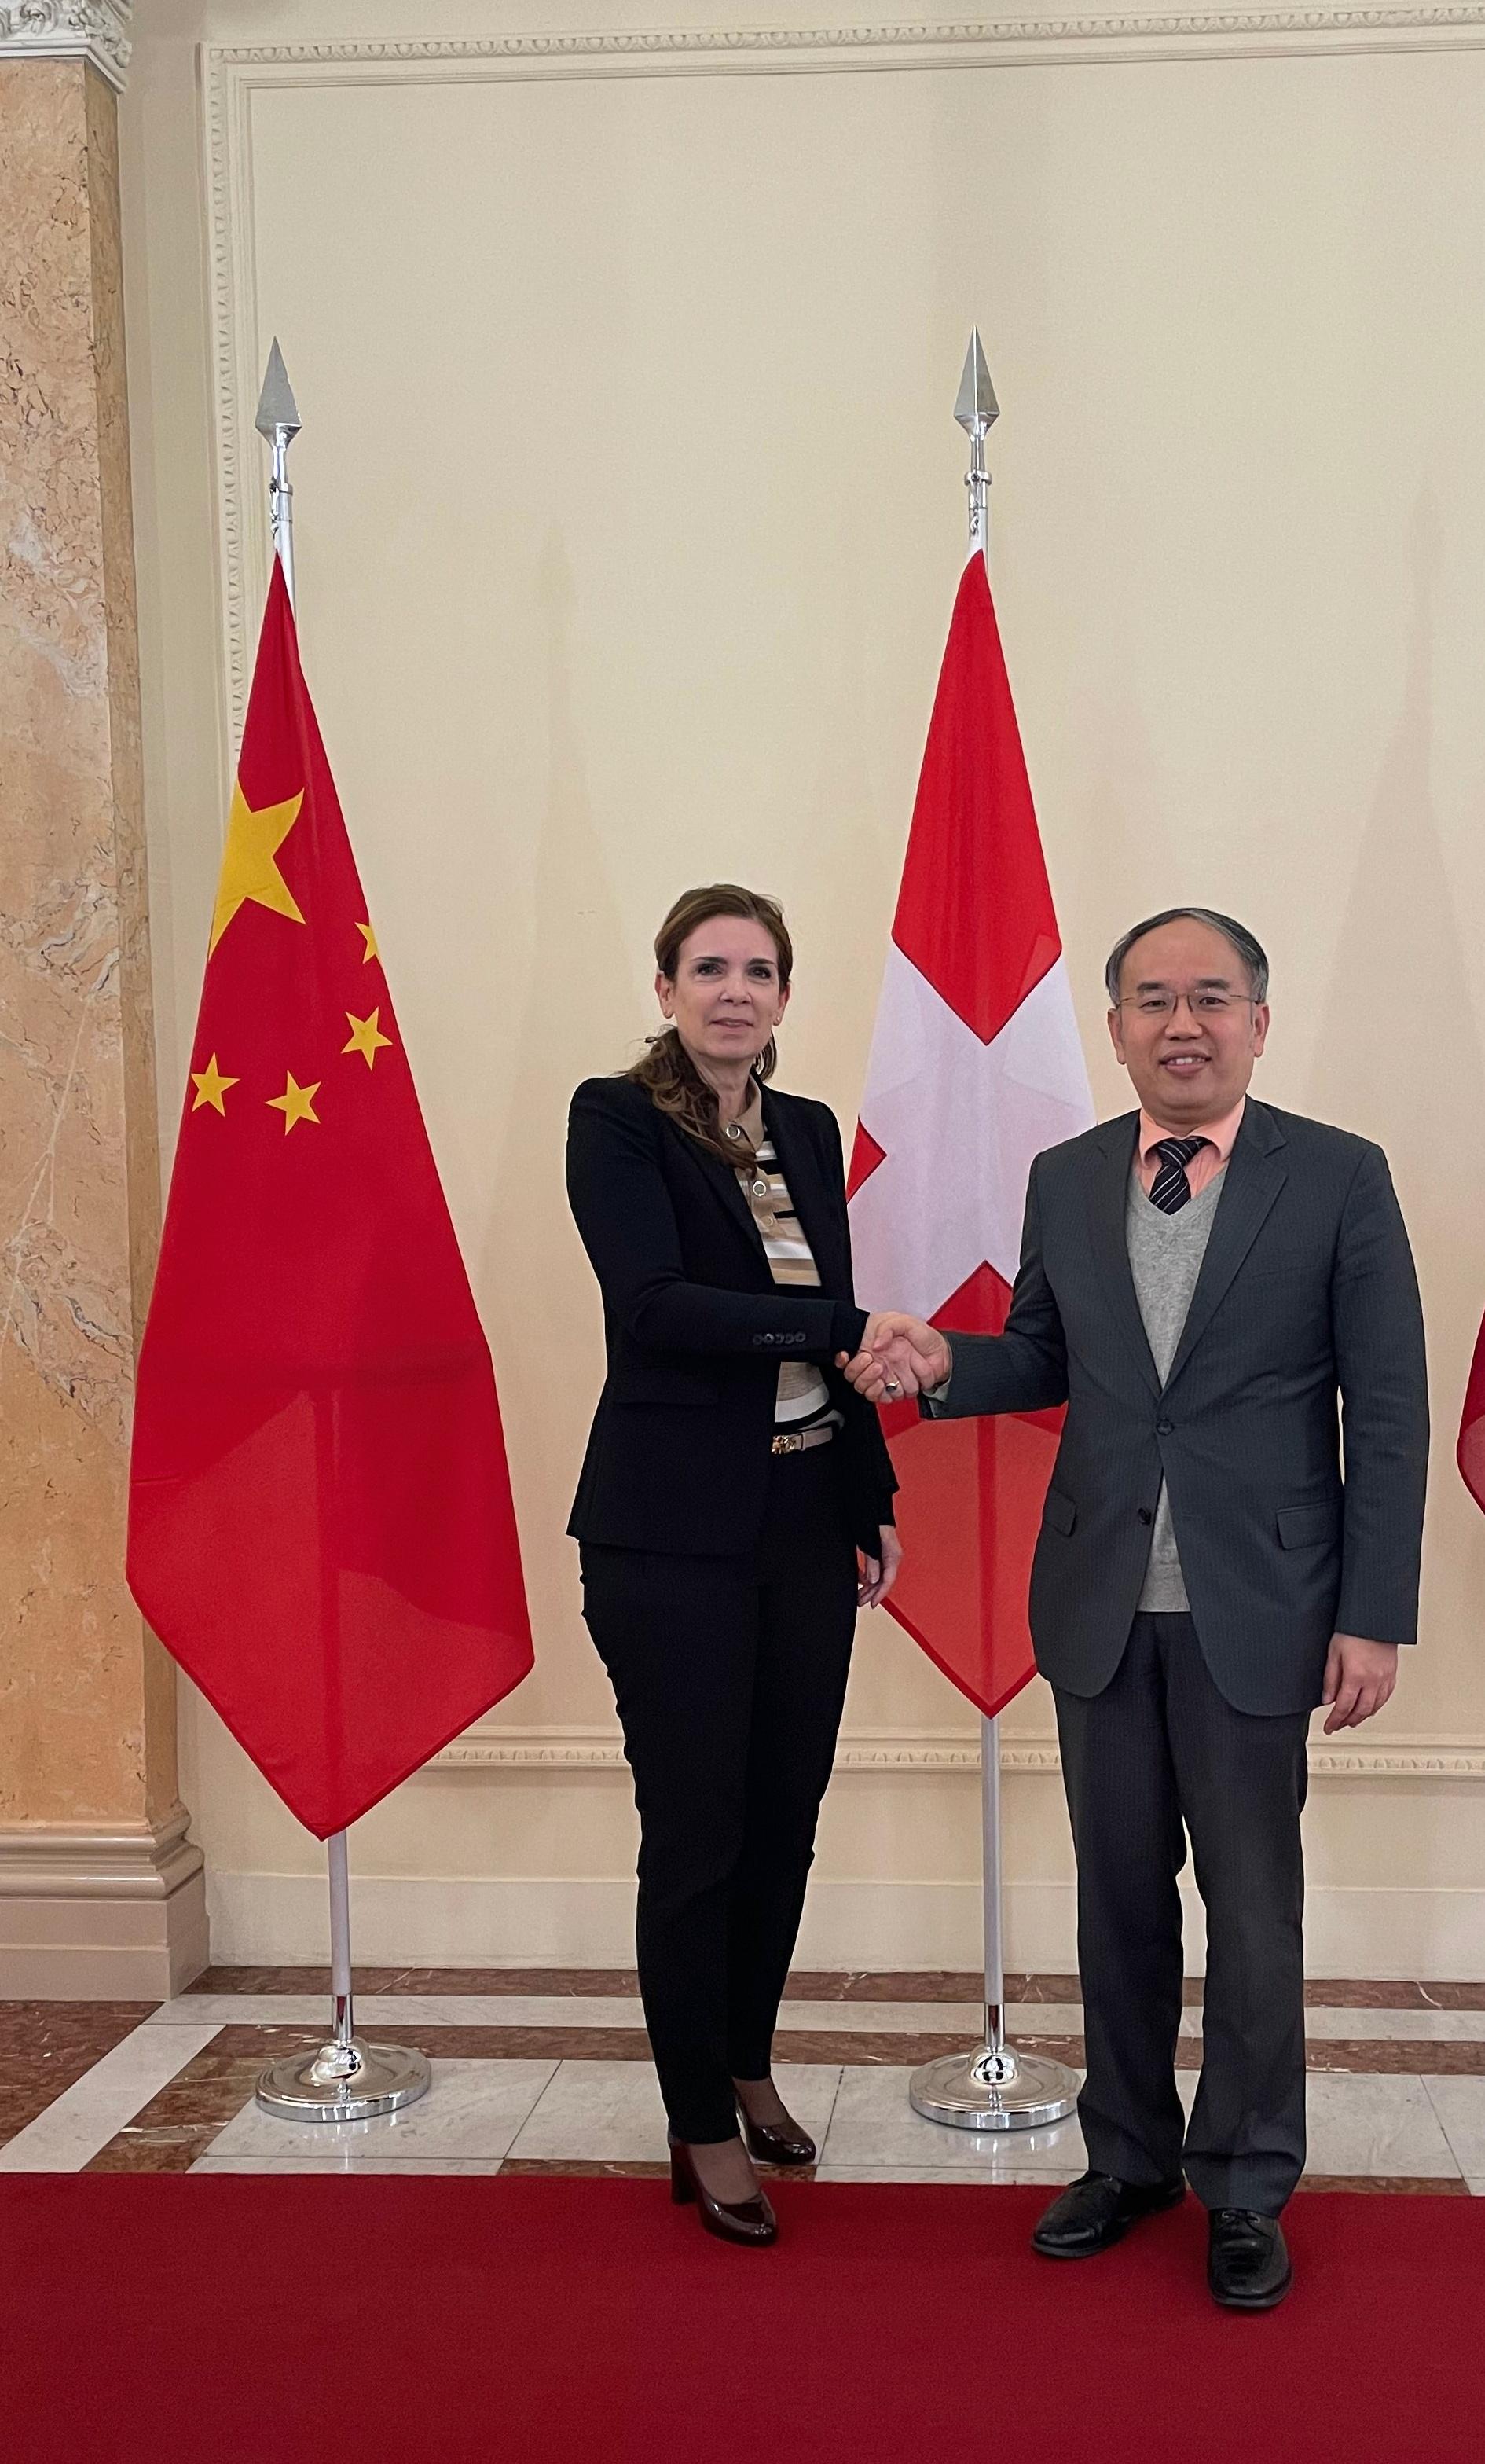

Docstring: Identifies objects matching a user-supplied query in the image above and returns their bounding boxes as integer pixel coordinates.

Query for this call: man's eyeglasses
[1118,990,1258,1019]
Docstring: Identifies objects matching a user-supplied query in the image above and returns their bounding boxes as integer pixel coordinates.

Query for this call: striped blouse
[728,1088,842,1434]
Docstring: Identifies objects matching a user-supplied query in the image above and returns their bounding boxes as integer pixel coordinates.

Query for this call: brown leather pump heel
[735,2105,816,2167]
[668,2139,778,2246]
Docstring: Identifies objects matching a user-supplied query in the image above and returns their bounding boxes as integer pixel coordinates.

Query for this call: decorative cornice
[206,13,1485,78]
[430,1726,1485,1780]
[0,2,131,90]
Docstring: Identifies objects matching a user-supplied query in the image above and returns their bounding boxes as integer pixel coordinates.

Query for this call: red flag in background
[128,564,531,1835]
[1460,1325,1485,1513]
[848,552,1094,1716]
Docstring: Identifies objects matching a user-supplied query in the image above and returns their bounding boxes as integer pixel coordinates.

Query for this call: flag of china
[128,562,532,1836]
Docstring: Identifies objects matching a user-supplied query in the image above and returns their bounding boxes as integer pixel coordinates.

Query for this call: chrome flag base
[256,1833,432,2121]
[257,2033,431,2124]
[909,2040,1080,2133]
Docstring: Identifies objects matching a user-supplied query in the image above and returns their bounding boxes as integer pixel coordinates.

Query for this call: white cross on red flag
[848,549,1093,1715]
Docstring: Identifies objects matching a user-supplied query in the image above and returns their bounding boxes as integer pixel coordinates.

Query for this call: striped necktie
[1149,1136,1208,1215]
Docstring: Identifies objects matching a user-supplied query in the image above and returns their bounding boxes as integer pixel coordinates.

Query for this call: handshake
[834,1313,952,1405]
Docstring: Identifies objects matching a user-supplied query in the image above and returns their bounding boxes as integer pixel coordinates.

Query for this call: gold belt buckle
[771,1432,804,1456]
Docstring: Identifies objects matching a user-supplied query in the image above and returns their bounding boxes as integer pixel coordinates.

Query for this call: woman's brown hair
[625,884,793,1164]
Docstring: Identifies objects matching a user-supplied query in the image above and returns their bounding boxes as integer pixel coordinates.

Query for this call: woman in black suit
[566,883,902,2246]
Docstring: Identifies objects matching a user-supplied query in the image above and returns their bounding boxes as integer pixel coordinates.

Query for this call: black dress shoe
[736,2104,816,2167]
[1032,2170,1186,2258]
[668,2139,778,2246]
[1208,2209,1292,2309]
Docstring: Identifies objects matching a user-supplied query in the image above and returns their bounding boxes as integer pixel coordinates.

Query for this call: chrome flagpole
[908,333,1080,2133]
[248,339,429,2124]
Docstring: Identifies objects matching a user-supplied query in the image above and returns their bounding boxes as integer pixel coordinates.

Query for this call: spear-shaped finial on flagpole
[255,338,302,609]
[904,329,1081,2146]
[954,327,999,561]
[245,341,430,2131]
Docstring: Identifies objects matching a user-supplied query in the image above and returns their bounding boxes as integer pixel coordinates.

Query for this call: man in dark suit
[841,908,1428,2308]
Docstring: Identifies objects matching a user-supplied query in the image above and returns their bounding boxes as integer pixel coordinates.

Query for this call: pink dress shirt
[1135,1096,1247,1199]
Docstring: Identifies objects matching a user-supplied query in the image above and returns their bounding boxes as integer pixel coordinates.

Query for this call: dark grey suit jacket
[922,1100,1428,1714]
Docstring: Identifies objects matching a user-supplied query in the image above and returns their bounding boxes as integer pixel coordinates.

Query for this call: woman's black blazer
[566,1074,897,1559]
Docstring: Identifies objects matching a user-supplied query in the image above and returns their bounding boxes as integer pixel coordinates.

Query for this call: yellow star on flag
[266,1071,321,1133]
[210,780,306,953]
[356,920,380,964]
[190,1054,239,1115]
[343,1007,393,1070]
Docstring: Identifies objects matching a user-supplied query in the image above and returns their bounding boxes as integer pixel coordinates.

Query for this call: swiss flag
[849,550,1093,1716]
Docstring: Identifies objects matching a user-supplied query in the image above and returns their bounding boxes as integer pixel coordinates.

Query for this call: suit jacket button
[1156,1419,1173,1435]
[1138,1507,1153,1526]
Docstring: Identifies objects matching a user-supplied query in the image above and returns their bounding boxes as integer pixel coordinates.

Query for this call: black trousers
[579,1445,859,2144]
[1053,1611,1310,2216]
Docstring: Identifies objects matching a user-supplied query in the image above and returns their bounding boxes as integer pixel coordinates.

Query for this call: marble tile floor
[0,2003,156,2150]
[0,2017,224,2173]
[2,1976,1483,2193]
[148,1992,1485,2045]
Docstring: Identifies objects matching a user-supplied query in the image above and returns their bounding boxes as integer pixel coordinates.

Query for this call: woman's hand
[858,1524,903,1609]
[837,1315,951,1402]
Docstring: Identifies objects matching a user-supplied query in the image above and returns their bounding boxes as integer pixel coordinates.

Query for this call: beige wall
[120,3,1485,1973]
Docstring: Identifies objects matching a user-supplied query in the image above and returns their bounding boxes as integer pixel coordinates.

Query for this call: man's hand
[835,1313,951,1403]
[1321,1633,1399,1732]
[858,1524,903,1609]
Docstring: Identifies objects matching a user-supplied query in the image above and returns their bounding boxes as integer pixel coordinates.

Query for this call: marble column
[0,6,206,1996]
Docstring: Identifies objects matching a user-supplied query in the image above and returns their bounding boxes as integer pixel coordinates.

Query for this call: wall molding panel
[431,1725,1485,1782]
[207,7,1485,74]
[170,9,1485,1974]
[201,4,1485,744]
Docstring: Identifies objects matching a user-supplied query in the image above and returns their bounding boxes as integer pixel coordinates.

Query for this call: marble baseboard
[0,1814,208,1999]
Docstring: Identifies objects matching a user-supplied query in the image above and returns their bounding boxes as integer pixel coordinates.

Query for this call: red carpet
[2,2176,1478,2462]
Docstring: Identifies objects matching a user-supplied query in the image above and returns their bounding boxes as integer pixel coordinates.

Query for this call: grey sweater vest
[1125,1167,1225,1610]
